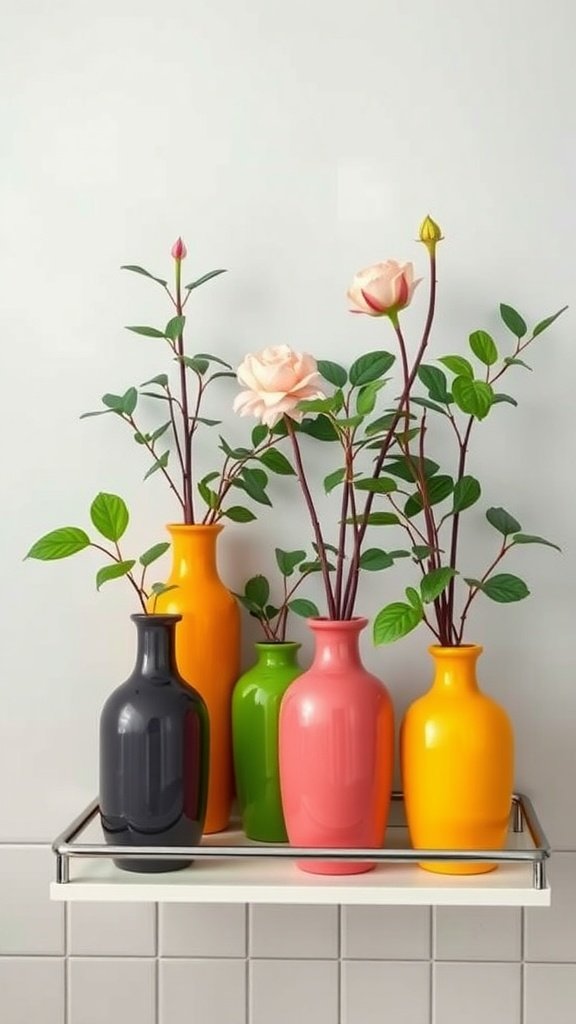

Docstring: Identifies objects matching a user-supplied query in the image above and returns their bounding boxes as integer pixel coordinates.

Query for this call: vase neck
[309,618,367,672]
[167,524,222,581]
[132,615,180,681]
[255,642,301,669]
[429,645,482,694]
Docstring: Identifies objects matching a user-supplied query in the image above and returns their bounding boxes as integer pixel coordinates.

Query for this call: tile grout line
[520,907,526,1024]
[337,904,342,1024]
[429,906,436,1024]
[154,903,160,1024]
[64,902,69,1024]
[245,904,250,1024]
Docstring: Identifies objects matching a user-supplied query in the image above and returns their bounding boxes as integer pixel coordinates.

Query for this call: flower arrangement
[234,217,566,640]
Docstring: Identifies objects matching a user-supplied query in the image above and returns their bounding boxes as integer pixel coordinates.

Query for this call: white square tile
[159,903,246,957]
[0,847,64,954]
[250,904,338,958]
[250,960,338,1024]
[68,958,155,1024]
[69,902,156,956]
[342,961,430,1024]
[434,963,521,1024]
[342,906,430,960]
[0,958,65,1024]
[160,959,246,1024]
[525,853,576,961]
[525,964,576,1024]
[435,907,521,960]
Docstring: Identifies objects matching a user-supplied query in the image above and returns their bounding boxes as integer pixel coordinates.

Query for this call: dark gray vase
[99,614,209,873]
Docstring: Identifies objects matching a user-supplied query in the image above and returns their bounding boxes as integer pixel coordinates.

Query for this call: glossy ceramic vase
[279,618,394,875]
[401,644,514,874]
[151,525,240,833]
[232,642,302,842]
[100,614,209,873]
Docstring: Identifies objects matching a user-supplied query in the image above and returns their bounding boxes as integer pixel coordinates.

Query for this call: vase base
[113,858,193,874]
[418,860,497,875]
[297,859,376,876]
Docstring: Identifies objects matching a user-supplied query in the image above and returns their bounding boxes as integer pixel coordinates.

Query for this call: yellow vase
[401,645,513,874]
[150,524,240,833]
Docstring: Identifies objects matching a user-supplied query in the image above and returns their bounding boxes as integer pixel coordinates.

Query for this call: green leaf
[198,471,220,510]
[364,411,415,437]
[503,357,532,371]
[356,380,386,416]
[235,594,262,617]
[324,468,346,494]
[486,506,522,537]
[492,393,518,407]
[412,544,433,560]
[452,377,494,419]
[469,330,498,366]
[150,582,178,598]
[405,476,454,518]
[349,350,395,386]
[224,506,257,523]
[500,303,527,339]
[512,533,561,552]
[532,305,568,337]
[25,527,90,561]
[184,268,227,291]
[417,364,451,403]
[317,359,347,387]
[90,492,129,541]
[359,548,394,571]
[235,466,271,506]
[193,416,222,427]
[150,422,171,442]
[275,548,307,576]
[252,425,268,447]
[96,560,135,591]
[121,387,138,416]
[219,436,252,459]
[144,451,169,480]
[258,449,295,475]
[405,586,423,610]
[139,542,170,567]
[125,325,166,338]
[438,355,474,378]
[121,265,168,286]
[265,605,280,620]
[373,602,423,645]
[410,396,447,416]
[102,392,125,413]
[354,477,397,494]
[346,512,400,526]
[389,549,411,559]
[334,415,364,429]
[245,575,270,608]
[385,456,439,483]
[80,408,115,420]
[297,396,338,414]
[479,573,530,603]
[420,567,457,604]
[178,355,210,374]
[164,315,185,341]
[288,598,320,618]
[299,415,339,441]
[195,352,233,369]
[452,475,481,514]
[141,373,168,388]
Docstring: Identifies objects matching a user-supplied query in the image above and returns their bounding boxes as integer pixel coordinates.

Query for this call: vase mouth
[307,616,368,632]
[428,643,483,657]
[131,613,182,626]
[255,641,302,650]
[166,523,223,536]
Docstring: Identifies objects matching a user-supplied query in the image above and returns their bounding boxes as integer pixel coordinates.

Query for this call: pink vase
[278,618,394,875]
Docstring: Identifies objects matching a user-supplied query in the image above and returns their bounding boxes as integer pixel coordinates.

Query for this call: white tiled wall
[3,0,575,1022]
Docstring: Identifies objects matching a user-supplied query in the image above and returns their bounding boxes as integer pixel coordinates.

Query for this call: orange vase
[150,525,240,833]
[401,645,513,874]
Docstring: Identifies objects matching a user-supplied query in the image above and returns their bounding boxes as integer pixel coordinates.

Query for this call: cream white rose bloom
[234,345,326,428]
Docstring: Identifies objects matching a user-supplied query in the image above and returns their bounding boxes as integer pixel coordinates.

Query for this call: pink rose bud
[347,260,420,317]
[233,345,326,429]
[171,237,187,261]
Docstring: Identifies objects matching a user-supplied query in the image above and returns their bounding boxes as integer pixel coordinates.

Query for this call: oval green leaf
[438,355,474,378]
[420,566,457,604]
[452,475,481,514]
[317,359,347,388]
[275,548,306,577]
[224,506,257,523]
[359,548,394,571]
[139,542,171,567]
[417,364,450,403]
[480,573,530,602]
[469,330,498,366]
[26,527,91,561]
[288,598,320,618]
[512,533,561,552]
[90,493,129,542]
[259,450,295,475]
[486,507,522,536]
[96,560,135,591]
[373,602,423,645]
[349,350,395,386]
[500,304,527,339]
[245,575,270,608]
[452,377,494,419]
[125,325,166,338]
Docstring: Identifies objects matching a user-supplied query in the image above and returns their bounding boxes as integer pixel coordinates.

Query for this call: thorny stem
[285,418,337,618]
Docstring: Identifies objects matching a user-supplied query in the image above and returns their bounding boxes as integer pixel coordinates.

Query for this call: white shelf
[50,854,549,906]
[50,805,550,907]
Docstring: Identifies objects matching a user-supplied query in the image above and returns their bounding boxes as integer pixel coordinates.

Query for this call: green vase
[232,642,302,841]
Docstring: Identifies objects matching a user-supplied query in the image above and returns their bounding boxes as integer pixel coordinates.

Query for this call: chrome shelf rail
[53,792,550,891]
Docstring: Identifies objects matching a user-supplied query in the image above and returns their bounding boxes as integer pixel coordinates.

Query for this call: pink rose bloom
[234,345,326,428]
[347,260,420,316]
[171,237,187,260]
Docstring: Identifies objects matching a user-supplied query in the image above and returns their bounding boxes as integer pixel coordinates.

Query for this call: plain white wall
[1,0,574,859]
